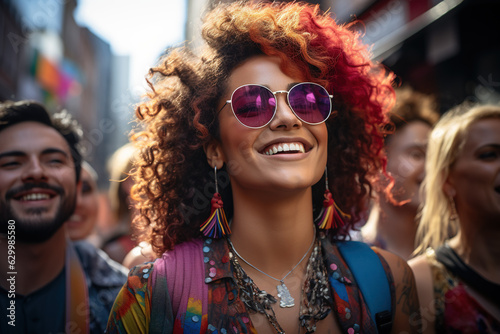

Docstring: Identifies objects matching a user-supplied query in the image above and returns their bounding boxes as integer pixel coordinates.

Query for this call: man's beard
[0,183,76,243]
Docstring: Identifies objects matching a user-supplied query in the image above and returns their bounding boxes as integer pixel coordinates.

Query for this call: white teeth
[21,193,50,201]
[265,143,306,156]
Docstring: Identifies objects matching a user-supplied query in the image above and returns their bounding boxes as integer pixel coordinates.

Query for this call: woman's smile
[215,55,328,192]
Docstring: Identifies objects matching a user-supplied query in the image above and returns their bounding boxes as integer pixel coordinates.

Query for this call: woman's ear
[204,140,225,169]
[443,177,457,198]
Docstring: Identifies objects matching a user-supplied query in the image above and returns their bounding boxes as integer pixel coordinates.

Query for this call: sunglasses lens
[231,85,275,128]
[288,83,331,124]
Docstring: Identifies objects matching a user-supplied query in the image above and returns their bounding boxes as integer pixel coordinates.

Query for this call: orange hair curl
[131,1,395,256]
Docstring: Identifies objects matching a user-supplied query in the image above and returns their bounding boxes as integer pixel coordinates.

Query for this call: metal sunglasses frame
[219,82,333,129]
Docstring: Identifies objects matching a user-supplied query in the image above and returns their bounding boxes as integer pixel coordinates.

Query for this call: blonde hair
[107,143,137,221]
[414,103,500,255]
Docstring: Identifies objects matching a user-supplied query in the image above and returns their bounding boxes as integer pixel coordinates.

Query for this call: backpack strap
[337,241,392,334]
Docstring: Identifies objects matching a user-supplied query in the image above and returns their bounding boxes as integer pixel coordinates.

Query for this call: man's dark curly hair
[0,100,83,181]
[131,1,396,256]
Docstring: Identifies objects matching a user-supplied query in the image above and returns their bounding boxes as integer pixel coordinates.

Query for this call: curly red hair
[131,1,395,256]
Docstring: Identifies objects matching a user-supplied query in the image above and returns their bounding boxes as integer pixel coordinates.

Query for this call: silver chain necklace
[228,230,316,308]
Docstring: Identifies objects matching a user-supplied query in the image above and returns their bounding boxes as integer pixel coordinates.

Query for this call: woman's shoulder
[123,238,207,270]
[372,247,415,291]
[373,246,405,265]
[122,242,156,269]
[123,238,207,297]
[374,247,423,333]
[408,250,434,281]
[128,261,155,286]
[408,249,442,293]
[408,251,438,334]
[157,238,205,261]
[152,238,208,278]
[326,240,421,332]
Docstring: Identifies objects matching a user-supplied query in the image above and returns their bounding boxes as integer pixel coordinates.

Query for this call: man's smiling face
[0,122,77,243]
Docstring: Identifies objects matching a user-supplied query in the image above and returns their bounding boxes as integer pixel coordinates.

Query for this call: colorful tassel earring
[315,167,351,230]
[200,166,231,238]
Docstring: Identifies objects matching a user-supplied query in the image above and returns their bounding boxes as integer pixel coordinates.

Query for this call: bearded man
[0,100,127,334]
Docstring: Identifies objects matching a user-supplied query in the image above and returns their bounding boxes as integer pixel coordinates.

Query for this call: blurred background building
[1,0,499,187]
[1,0,131,188]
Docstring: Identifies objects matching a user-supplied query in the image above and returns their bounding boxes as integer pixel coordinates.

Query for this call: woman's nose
[269,92,302,130]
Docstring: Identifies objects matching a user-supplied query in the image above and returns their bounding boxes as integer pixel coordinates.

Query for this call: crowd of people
[0,1,498,334]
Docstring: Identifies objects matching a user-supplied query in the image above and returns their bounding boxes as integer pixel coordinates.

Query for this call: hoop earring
[315,167,350,230]
[200,166,231,238]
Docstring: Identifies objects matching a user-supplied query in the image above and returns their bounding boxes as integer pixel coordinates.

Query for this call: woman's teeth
[265,143,306,155]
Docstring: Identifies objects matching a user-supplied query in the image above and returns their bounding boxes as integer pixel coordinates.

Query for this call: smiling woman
[210,56,329,195]
[409,103,500,334]
[107,2,420,333]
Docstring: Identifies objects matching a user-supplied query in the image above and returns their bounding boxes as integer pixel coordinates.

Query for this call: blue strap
[337,241,391,331]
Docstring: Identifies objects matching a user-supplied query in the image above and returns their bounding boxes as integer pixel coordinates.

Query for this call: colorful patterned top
[426,247,500,333]
[106,235,395,333]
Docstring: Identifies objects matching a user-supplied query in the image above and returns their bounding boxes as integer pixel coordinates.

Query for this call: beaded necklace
[228,238,332,333]
[228,233,315,308]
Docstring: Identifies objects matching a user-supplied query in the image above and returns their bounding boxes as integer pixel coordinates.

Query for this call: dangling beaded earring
[200,166,231,238]
[315,167,351,230]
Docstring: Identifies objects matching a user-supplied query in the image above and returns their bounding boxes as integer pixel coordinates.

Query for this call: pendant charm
[277,281,294,307]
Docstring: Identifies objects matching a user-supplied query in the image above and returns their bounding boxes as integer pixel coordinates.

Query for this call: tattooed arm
[376,248,422,334]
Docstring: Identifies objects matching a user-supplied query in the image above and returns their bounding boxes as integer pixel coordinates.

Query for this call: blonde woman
[101,143,138,263]
[409,103,500,333]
